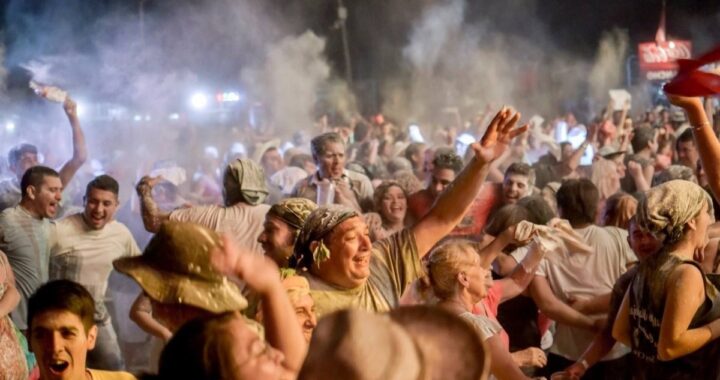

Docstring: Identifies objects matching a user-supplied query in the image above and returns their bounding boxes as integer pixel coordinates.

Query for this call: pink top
[472,281,510,349]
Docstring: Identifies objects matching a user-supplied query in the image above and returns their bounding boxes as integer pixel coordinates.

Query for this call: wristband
[579,359,589,370]
[693,122,711,131]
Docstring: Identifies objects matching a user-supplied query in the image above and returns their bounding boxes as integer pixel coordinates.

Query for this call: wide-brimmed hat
[113,222,247,313]
[299,306,489,380]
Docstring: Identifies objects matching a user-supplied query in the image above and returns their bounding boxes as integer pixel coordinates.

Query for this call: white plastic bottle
[29,81,68,103]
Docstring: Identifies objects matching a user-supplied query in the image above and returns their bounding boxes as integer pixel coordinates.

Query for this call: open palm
[471,107,528,163]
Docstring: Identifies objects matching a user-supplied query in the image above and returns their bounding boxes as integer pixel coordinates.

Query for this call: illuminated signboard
[216,92,242,103]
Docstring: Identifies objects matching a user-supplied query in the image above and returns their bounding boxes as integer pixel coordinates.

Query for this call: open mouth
[49,359,69,375]
[352,255,370,266]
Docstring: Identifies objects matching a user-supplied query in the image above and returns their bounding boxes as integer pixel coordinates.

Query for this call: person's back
[538,225,634,358]
[536,179,635,365]
[136,159,271,255]
[169,202,269,255]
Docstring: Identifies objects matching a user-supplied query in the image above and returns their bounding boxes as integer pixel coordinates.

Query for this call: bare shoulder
[667,262,705,293]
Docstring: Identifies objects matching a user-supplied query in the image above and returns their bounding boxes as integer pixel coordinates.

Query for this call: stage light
[190,92,209,110]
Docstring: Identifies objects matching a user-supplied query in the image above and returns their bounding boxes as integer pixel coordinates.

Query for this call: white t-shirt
[169,203,270,255]
[535,225,636,361]
[49,214,141,322]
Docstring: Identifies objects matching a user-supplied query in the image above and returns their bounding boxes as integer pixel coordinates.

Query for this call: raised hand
[211,234,281,294]
[470,107,528,164]
[63,96,78,118]
[665,94,703,110]
[135,175,163,196]
[627,160,643,179]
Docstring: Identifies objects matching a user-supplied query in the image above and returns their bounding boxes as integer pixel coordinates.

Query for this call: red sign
[638,40,692,72]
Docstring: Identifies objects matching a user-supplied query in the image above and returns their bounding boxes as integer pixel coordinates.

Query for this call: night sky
[2,0,720,107]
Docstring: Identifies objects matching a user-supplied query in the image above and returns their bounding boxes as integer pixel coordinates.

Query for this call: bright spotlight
[134,115,143,122]
[669,41,676,49]
[169,113,180,120]
[190,92,209,110]
[5,121,15,133]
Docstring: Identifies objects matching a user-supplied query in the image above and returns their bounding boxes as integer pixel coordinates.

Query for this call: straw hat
[300,306,489,380]
[113,222,247,313]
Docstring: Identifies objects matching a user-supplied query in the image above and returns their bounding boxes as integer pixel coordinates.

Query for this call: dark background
[2,0,720,111]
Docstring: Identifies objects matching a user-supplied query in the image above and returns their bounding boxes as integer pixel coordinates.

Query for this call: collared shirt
[0,205,51,329]
[291,170,374,211]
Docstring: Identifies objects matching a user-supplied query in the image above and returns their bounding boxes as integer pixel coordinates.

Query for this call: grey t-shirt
[0,178,21,213]
[0,205,51,329]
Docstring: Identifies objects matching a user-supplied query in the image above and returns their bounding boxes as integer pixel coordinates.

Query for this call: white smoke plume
[243,31,335,134]
[588,28,629,102]
[383,0,634,127]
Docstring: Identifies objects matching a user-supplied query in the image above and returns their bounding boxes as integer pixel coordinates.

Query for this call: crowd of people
[1,87,720,380]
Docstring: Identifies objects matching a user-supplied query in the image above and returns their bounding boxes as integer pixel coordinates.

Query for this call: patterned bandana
[268,198,318,230]
[293,204,359,269]
[223,159,269,206]
[637,180,714,244]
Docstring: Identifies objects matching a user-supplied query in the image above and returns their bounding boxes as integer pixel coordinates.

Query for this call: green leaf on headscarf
[312,240,331,266]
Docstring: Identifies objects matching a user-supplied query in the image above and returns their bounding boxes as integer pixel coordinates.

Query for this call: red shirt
[407,182,501,239]
[473,281,510,349]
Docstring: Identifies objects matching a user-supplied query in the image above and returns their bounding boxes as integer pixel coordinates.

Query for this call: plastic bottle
[29,81,68,103]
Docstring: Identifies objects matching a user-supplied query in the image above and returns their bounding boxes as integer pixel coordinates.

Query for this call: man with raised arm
[289,107,528,317]
[0,97,88,213]
[136,158,270,255]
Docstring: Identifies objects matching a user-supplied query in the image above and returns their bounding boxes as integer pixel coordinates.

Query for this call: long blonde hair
[426,240,478,300]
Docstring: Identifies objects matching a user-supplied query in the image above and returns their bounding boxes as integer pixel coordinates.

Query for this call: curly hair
[372,180,407,213]
[432,151,463,174]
